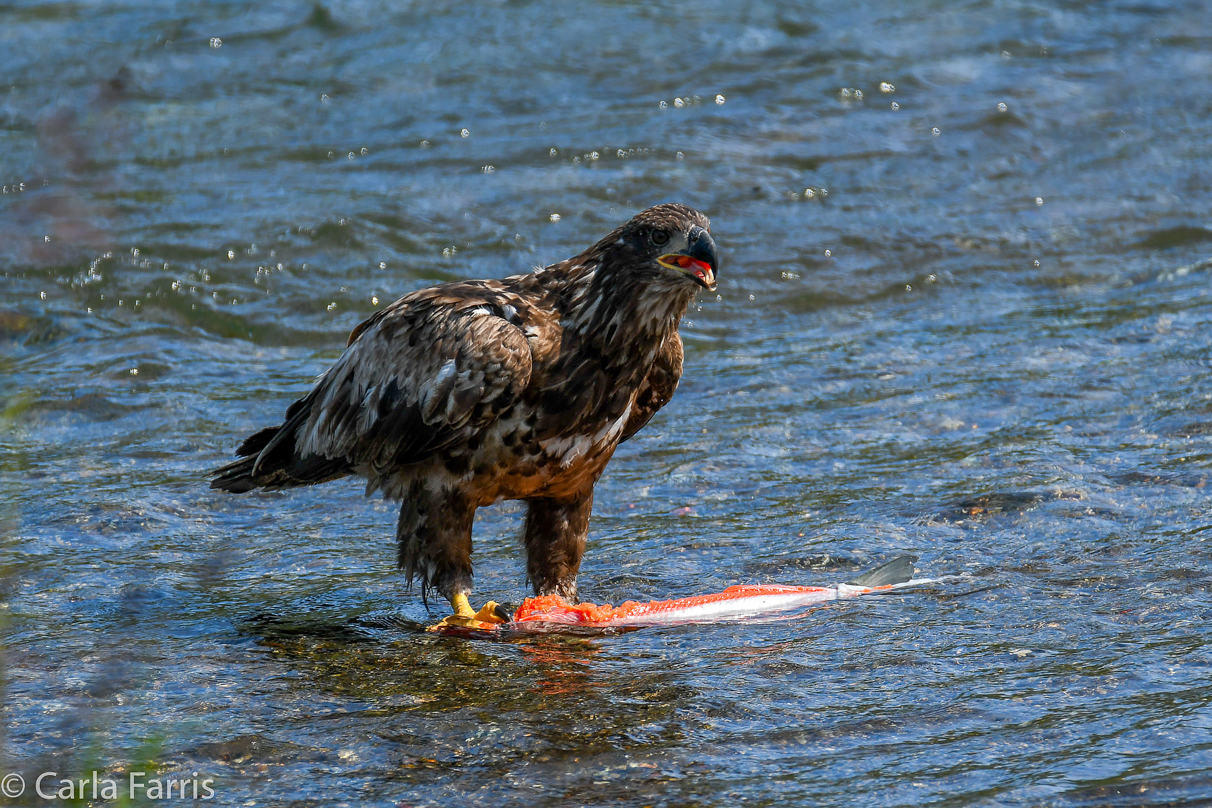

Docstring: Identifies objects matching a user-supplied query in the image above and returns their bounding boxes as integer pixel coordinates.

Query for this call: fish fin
[848,555,918,587]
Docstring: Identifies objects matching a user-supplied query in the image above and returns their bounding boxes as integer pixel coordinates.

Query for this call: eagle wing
[212,286,534,491]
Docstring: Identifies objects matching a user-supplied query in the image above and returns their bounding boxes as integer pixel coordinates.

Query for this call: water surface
[3,1,1212,805]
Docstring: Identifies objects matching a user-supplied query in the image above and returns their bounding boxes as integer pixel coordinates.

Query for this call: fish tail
[847,555,918,588]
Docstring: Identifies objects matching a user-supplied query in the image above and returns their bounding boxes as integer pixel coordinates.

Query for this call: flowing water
[3,0,1212,805]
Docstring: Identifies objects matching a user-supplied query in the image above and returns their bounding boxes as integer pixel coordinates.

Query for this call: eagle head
[593,203,719,293]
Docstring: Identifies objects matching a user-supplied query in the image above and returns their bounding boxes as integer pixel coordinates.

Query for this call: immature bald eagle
[212,204,719,628]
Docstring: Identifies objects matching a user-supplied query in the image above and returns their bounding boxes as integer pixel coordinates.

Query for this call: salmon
[433,556,935,634]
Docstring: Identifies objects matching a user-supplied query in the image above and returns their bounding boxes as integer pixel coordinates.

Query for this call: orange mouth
[658,254,717,291]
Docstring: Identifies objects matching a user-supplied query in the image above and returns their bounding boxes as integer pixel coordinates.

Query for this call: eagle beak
[658,228,718,291]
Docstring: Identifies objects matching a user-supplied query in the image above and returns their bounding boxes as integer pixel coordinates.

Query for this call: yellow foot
[427,594,510,632]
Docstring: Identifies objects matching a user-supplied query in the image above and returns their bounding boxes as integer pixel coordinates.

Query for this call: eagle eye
[650,230,670,247]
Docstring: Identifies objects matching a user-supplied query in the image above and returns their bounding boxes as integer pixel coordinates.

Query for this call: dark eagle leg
[396,483,504,630]
[524,492,593,602]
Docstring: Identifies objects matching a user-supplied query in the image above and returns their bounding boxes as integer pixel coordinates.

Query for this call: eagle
[211,203,719,629]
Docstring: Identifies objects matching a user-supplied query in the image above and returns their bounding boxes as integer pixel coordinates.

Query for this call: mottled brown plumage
[212,203,718,612]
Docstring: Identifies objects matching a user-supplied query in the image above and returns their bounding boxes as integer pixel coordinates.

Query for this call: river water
[3,1,1212,805]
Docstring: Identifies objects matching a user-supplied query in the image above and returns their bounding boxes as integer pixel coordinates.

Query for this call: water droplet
[659,100,668,109]
[997,102,1008,113]
[674,98,685,108]
[932,127,941,136]
[1035,197,1044,206]
[880,82,895,94]
[460,128,470,138]
[209,37,222,48]
[715,94,726,105]
[676,151,685,160]
[891,101,900,110]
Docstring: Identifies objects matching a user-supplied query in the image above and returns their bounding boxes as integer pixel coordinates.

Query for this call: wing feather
[293,291,533,475]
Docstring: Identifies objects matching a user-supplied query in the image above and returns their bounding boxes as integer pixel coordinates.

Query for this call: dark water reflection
[4,0,1212,805]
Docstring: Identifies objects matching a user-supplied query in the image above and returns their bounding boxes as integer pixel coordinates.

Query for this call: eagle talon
[493,602,515,622]
[427,595,509,632]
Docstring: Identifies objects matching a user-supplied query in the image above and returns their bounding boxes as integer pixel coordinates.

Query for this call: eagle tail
[209,454,263,493]
[210,403,351,492]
